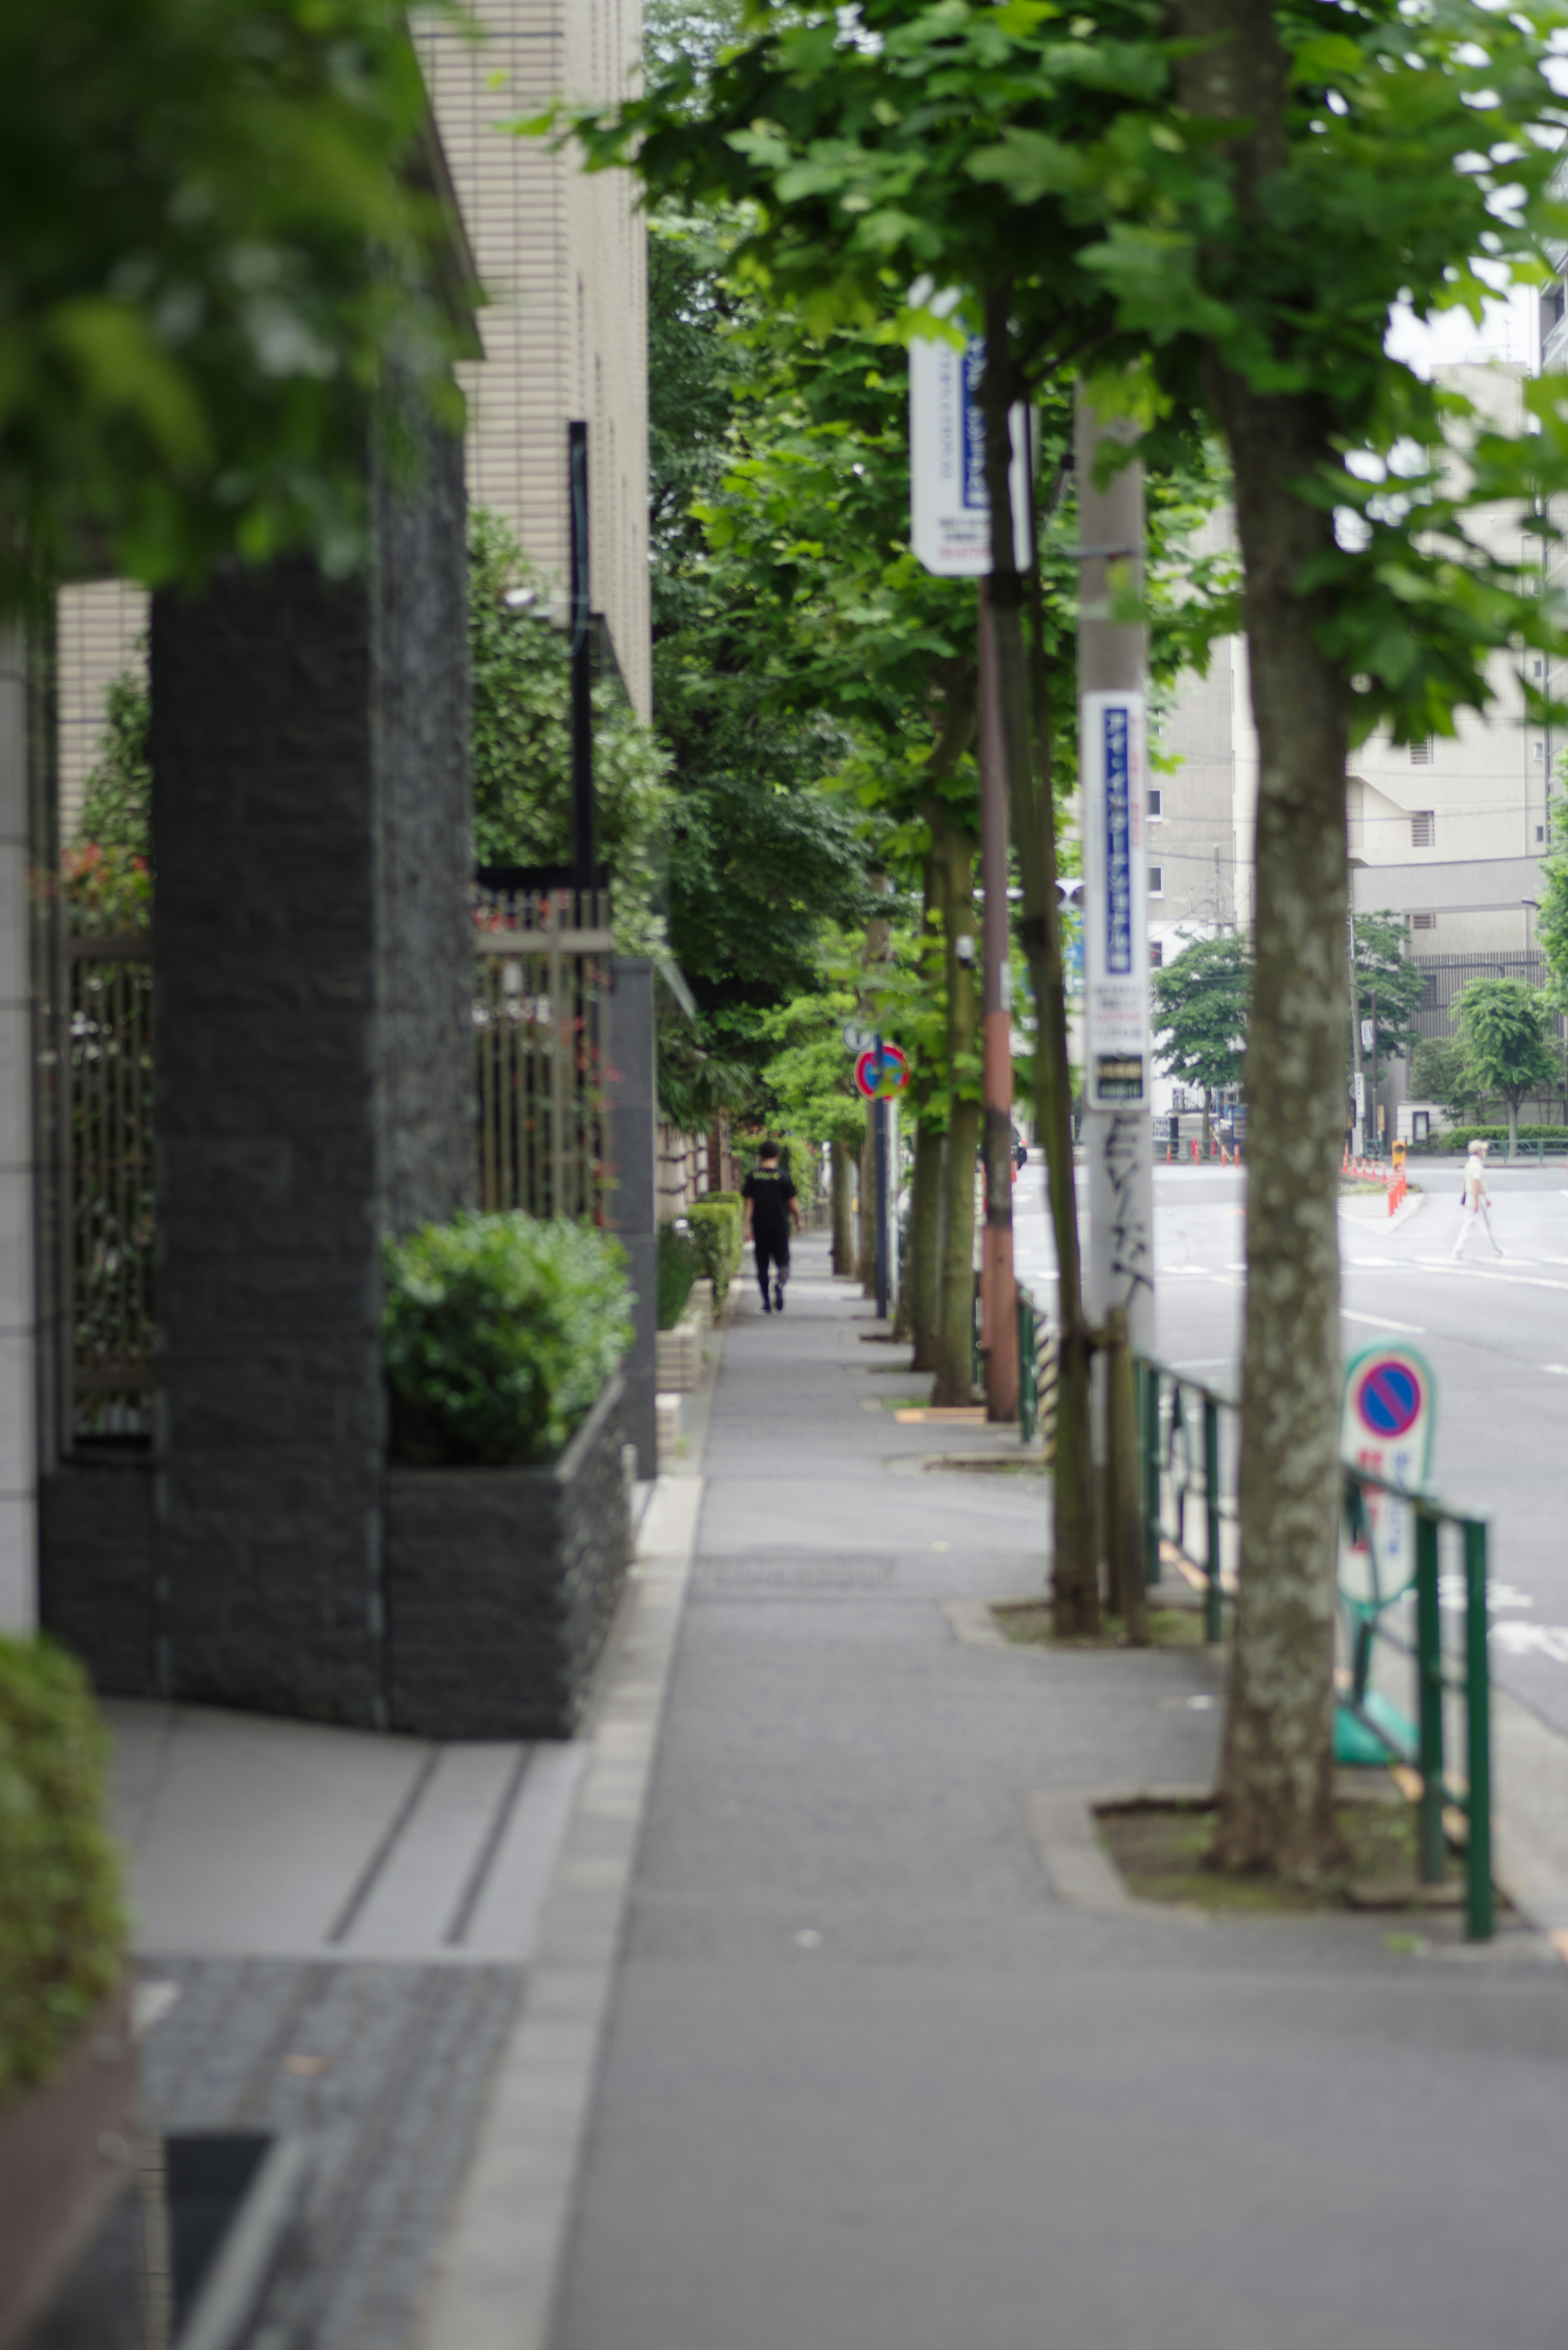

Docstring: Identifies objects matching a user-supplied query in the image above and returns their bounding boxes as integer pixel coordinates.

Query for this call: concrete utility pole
[979,588,1019,1420]
[1075,383,1154,1595]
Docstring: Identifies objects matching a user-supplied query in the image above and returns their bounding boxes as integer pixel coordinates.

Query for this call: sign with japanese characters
[1081,691,1149,1110]
[909,331,1033,577]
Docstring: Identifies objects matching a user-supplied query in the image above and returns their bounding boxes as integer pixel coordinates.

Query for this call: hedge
[0,1637,125,2117]
[657,1220,700,1331]
[384,1212,633,1465]
[1431,1125,1568,1154]
[687,1196,744,1304]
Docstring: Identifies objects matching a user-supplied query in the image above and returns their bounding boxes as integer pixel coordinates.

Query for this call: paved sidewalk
[549,1235,1568,2350]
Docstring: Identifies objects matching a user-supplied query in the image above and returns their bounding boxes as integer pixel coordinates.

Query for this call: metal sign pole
[875,1091,890,1319]
[568,420,594,901]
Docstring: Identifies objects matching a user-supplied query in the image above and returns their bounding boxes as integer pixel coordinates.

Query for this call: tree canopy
[2,0,470,609]
[1151,932,1251,1098]
[1452,977,1561,1151]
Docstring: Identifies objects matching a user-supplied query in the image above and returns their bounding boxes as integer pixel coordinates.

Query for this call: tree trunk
[931,806,981,1404]
[1172,0,1350,1878]
[858,879,894,1301]
[987,298,1099,1634]
[909,1120,945,1369]
[896,846,945,1347]
[1507,1095,1519,1159]
[831,1139,856,1275]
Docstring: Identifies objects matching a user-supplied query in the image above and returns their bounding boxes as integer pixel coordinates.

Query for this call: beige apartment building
[419,0,650,720]
[1151,361,1552,1125]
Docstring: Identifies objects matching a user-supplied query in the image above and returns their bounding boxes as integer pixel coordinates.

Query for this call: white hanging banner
[1081,689,1149,1111]
[909,331,1033,577]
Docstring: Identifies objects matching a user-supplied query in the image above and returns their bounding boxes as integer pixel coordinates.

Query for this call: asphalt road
[1011,1155,1568,1743]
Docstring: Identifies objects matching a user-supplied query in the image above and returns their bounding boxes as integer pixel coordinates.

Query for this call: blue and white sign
[1339,1341,1437,1598]
[1081,690,1149,1109]
[909,330,1033,577]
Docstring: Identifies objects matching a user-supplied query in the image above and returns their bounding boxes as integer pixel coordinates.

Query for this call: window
[1544,281,1566,337]
[1147,787,1163,820]
[1410,810,1435,849]
[1412,912,1437,932]
[1539,825,1546,844]
[1409,740,1432,765]
[1149,939,1164,968]
[1147,865,1163,897]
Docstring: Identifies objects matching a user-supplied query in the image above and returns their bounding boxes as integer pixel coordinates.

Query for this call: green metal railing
[1136,1352,1495,1941]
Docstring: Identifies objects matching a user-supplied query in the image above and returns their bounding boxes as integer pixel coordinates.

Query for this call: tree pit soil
[993,1599,1212,1648]
[1096,1797,1484,1917]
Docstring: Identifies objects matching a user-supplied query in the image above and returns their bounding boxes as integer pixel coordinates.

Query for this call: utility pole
[1076,384,1153,1620]
[979,583,1018,1420]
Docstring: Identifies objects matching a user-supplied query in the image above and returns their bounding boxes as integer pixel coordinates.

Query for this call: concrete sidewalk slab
[107,1700,587,1963]
[547,1233,1568,2350]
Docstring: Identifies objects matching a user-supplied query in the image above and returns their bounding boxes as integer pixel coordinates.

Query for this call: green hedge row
[0,1638,124,2116]
[384,1211,633,1465]
[657,1221,700,1331]
[1430,1125,1568,1154]
[687,1195,744,1304]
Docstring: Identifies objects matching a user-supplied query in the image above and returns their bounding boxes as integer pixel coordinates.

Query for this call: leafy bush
[686,1196,744,1303]
[657,1220,699,1330]
[0,1638,125,2116]
[384,1212,633,1466]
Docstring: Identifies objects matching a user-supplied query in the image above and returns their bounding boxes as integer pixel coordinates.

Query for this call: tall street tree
[1453,978,1560,1159]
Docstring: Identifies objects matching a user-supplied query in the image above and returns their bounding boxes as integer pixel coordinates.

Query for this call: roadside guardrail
[1136,1352,1495,1940]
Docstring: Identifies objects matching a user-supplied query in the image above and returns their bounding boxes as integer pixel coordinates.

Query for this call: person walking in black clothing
[742,1142,802,1313]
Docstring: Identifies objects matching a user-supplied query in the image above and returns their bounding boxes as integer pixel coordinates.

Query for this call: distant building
[1152,361,1555,1131]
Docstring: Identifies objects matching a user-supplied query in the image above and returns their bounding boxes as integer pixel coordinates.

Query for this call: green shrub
[687,1196,744,1303]
[1434,1124,1568,1153]
[0,1638,125,2116]
[384,1212,633,1465]
[657,1220,700,1331]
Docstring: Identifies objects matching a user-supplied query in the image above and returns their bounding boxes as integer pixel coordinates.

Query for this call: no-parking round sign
[1339,1342,1436,1593]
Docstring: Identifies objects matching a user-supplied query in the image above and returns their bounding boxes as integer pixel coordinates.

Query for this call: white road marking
[1543,1364,1568,1377]
[1407,1258,1568,1294]
[1341,1309,1427,1336]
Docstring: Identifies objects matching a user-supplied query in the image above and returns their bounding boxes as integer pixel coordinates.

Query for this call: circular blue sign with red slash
[1356,1358,1423,1439]
[853,1042,910,1101]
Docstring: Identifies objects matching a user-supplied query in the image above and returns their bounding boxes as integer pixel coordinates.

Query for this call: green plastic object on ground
[1333,1688,1417,1768]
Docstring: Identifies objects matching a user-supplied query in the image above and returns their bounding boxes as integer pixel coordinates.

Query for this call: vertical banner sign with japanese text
[909,330,1033,577]
[1081,689,1149,1110]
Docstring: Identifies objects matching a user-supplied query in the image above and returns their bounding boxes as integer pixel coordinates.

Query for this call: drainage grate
[694,1552,897,1590]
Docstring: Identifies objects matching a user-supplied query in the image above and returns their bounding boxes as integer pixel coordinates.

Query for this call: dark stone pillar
[150,436,472,1724]
[607,958,657,1481]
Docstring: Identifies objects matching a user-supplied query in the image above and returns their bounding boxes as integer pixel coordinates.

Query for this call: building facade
[419,0,650,718]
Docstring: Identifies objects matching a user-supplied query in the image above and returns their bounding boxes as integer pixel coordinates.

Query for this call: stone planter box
[654,1314,703,1393]
[687,1278,715,1333]
[385,1373,630,1740]
[0,1987,136,2350]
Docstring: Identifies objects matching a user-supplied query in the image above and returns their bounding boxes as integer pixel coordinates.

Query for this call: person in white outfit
[1452,1140,1503,1258]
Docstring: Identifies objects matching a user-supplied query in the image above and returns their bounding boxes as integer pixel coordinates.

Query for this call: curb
[411,1348,720,2350]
